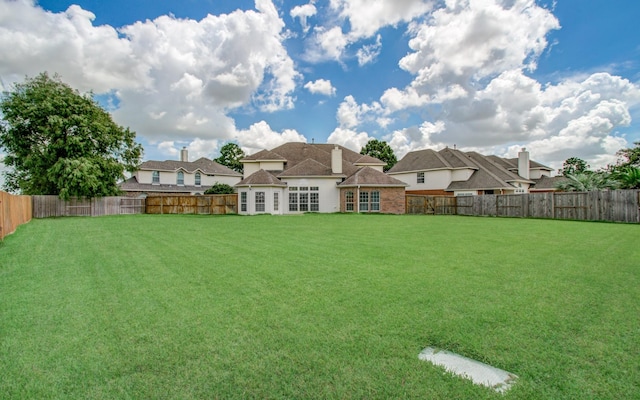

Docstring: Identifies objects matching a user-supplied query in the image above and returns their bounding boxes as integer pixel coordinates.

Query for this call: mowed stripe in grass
[1,214,638,399]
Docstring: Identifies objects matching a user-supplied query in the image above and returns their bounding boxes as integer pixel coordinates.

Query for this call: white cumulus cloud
[0,0,300,158]
[234,121,307,155]
[290,1,317,33]
[304,79,336,96]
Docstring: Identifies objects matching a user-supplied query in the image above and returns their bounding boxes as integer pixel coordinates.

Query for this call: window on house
[417,172,425,184]
[345,191,354,211]
[289,192,298,211]
[240,192,247,212]
[299,193,309,212]
[255,192,265,212]
[152,171,160,184]
[359,191,369,212]
[288,187,319,212]
[195,172,201,186]
[371,191,380,211]
[274,192,279,211]
[177,171,184,185]
[310,192,319,211]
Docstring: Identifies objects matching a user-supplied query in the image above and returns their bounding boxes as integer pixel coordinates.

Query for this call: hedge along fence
[0,191,32,240]
[410,190,640,223]
[145,194,237,215]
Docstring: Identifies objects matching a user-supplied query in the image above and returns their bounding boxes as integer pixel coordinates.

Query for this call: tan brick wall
[379,187,406,214]
[339,187,406,214]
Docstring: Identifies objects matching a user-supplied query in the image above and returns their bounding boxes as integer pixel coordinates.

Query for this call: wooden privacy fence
[406,195,457,215]
[32,196,145,218]
[408,190,640,223]
[145,194,237,215]
[0,191,32,239]
[32,195,238,217]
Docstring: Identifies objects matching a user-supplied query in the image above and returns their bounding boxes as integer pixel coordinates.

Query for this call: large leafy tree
[560,157,590,176]
[0,73,142,199]
[360,139,397,172]
[214,142,245,173]
[616,141,640,168]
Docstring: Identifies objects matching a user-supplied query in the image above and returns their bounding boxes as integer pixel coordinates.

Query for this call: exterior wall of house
[244,161,285,178]
[282,178,342,213]
[237,187,286,215]
[391,169,474,191]
[243,163,260,178]
[339,187,405,214]
[529,169,551,180]
[137,170,240,187]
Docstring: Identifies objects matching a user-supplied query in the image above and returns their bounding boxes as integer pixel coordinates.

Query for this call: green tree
[560,157,590,176]
[0,73,142,199]
[616,141,640,168]
[554,172,617,192]
[204,182,235,194]
[360,139,397,172]
[214,142,245,173]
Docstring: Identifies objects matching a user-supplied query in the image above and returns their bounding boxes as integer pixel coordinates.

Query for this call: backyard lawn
[1,214,638,399]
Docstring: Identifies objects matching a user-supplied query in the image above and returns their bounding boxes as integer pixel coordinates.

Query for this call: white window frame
[177,171,184,185]
[240,192,247,212]
[255,191,265,212]
[417,172,425,184]
[359,191,369,212]
[152,171,160,184]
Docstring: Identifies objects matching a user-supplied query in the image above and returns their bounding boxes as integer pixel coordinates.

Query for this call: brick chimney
[331,145,342,174]
[518,148,530,179]
[180,147,188,162]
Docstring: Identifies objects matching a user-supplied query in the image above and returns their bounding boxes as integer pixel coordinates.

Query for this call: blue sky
[1,0,639,173]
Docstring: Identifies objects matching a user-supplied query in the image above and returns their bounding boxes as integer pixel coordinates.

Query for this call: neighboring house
[120,147,242,196]
[388,147,554,196]
[236,142,407,215]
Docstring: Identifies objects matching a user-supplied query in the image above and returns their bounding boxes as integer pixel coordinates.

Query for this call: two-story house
[387,147,554,195]
[236,142,407,215]
[120,147,242,196]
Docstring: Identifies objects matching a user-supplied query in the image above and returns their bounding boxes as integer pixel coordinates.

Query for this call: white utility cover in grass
[419,347,517,393]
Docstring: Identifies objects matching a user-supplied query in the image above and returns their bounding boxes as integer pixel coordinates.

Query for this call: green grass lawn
[1,214,638,399]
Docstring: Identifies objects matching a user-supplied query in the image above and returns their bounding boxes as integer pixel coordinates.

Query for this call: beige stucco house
[236,142,407,215]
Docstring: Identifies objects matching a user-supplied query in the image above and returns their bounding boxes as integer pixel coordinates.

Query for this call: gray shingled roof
[138,157,241,176]
[242,142,384,179]
[338,167,408,187]
[487,155,553,172]
[241,149,287,162]
[530,175,567,191]
[388,147,479,173]
[465,152,532,184]
[277,158,335,177]
[236,169,286,186]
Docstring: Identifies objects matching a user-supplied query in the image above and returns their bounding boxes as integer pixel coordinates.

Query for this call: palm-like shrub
[613,166,640,189]
[554,172,618,192]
